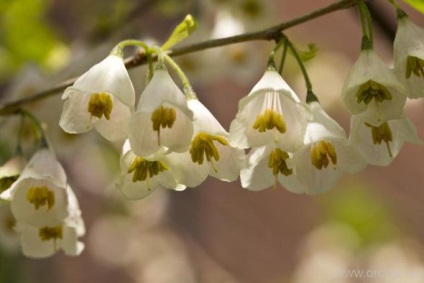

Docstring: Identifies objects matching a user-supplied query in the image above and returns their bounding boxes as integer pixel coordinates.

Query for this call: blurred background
[0,0,424,282]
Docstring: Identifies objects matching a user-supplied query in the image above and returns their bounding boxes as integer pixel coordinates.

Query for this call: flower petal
[166,152,209,188]
[187,99,227,135]
[350,113,422,166]
[94,96,131,142]
[18,223,56,258]
[129,106,193,156]
[17,149,67,189]
[11,178,68,227]
[394,17,424,98]
[208,143,245,182]
[59,88,92,134]
[240,146,274,191]
[136,69,193,119]
[293,145,342,195]
[342,49,407,120]
[71,55,135,107]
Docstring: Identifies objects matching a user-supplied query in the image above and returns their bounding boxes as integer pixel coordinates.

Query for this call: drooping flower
[59,54,135,142]
[17,186,85,258]
[229,67,310,152]
[350,113,422,166]
[393,13,424,98]
[240,144,300,192]
[118,140,186,200]
[288,102,367,194]
[0,149,69,227]
[128,63,194,157]
[341,48,407,125]
[165,99,245,187]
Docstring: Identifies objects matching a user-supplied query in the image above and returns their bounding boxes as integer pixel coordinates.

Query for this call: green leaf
[292,43,319,62]
[161,14,198,51]
[402,0,424,14]
[0,0,64,80]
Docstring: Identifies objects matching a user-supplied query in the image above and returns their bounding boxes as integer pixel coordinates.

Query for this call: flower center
[26,186,55,210]
[189,132,228,172]
[39,226,63,241]
[128,157,168,190]
[406,56,424,79]
[151,106,176,145]
[310,140,337,170]
[87,92,113,122]
[0,175,19,193]
[365,122,393,158]
[356,80,392,105]
[253,109,286,133]
[268,148,292,190]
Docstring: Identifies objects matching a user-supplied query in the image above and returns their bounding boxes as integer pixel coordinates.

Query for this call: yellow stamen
[406,56,424,79]
[365,122,393,158]
[128,157,168,190]
[189,132,228,172]
[356,80,392,105]
[87,92,113,120]
[151,106,177,145]
[39,226,63,241]
[267,148,292,190]
[39,226,63,251]
[87,92,113,128]
[310,140,338,170]
[253,109,286,133]
[26,186,55,210]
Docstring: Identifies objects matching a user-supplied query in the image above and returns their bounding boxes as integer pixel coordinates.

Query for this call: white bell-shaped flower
[165,99,245,187]
[118,140,186,200]
[128,64,194,157]
[229,68,310,152]
[341,48,407,125]
[350,113,422,166]
[240,144,300,192]
[17,186,85,258]
[394,15,424,98]
[289,102,367,194]
[59,54,135,142]
[0,149,69,227]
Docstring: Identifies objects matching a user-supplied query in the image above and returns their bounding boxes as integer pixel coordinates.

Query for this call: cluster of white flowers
[229,65,367,194]
[0,3,423,260]
[342,11,423,167]
[0,150,85,258]
[59,53,245,199]
[57,11,424,199]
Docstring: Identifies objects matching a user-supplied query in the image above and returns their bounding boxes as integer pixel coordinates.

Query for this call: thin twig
[0,0,364,116]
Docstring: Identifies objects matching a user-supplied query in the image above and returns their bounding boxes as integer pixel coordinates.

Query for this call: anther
[356,80,392,105]
[26,186,55,210]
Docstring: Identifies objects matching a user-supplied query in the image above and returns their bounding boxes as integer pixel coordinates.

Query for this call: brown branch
[0,0,364,116]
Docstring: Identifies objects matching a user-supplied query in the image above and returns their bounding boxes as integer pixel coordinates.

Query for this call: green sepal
[402,0,424,15]
[290,43,319,62]
[161,14,198,51]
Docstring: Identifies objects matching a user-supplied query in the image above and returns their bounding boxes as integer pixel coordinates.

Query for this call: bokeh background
[0,0,423,282]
